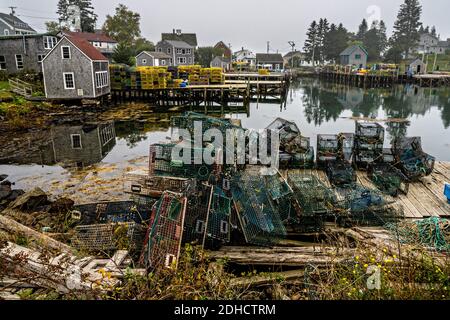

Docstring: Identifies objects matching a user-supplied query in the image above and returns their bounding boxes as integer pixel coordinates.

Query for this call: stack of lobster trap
[354,121,385,169]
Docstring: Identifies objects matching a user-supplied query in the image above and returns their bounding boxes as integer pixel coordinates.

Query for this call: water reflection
[0,122,116,169]
[294,78,450,130]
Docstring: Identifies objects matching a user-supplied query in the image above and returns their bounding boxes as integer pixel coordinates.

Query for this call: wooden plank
[420,176,450,216]
[407,183,444,217]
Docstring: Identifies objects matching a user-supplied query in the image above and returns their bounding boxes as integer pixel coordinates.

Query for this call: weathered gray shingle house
[210,56,231,71]
[42,35,110,100]
[340,45,368,69]
[0,33,59,74]
[256,53,284,71]
[0,12,36,36]
[136,51,172,67]
[61,31,118,61]
[155,40,195,66]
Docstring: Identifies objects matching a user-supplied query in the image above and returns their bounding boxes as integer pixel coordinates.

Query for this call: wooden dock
[319,70,450,88]
[283,162,450,219]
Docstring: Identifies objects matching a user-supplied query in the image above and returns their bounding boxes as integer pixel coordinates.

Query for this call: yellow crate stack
[137,66,155,90]
[210,67,224,84]
[259,69,270,75]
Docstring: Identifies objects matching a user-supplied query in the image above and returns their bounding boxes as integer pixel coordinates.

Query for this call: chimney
[176,29,182,36]
[173,29,175,34]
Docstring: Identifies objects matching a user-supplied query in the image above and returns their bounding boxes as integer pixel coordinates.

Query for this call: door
[417,65,421,74]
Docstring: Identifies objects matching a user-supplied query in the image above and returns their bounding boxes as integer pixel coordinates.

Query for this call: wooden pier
[282,162,450,219]
[319,70,450,88]
[111,73,290,107]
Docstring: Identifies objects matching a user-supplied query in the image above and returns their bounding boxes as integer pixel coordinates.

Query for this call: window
[0,56,6,70]
[157,47,162,52]
[37,54,45,63]
[63,72,75,89]
[71,134,82,149]
[355,54,362,60]
[188,57,192,64]
[4,29,9,36]
[186,48,191,55]
[92,41,101,47]
[169,58,173,64]
[176,48,182,54]
[142,59,147,64]
[161,59,166,66]
[177,57,186,64]
[167,48,172,54]
[61,46,71,59]
[95,71,108,88]
[15,55,23,70]
[43,36,57,49]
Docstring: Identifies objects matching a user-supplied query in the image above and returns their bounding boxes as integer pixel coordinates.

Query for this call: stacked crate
[210,67,224,84]
[354,122,385,169]
[110,64,128,90]
[199,68,211,85]
[178,65,201,80]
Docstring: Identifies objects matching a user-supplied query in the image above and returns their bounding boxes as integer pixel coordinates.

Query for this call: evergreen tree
[317,18,330,63]
[356,19,368,41]
[378,20,388,53]
[303,20,319,65]
[112,42,135,65]
[324,23,349,63]
[57,0,97,32]
[391,0,422,58]
[431,26,437,37]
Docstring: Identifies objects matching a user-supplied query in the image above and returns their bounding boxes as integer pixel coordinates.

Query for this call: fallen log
[0,214,72,254]
[207,246,353,267]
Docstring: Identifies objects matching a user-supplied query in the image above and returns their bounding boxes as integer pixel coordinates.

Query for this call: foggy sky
[3,0,450,54]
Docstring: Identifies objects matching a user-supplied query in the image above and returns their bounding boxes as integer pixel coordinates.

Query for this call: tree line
[303,0,433,65]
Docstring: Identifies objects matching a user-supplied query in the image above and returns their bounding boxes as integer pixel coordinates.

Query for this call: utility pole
[9,6,17,34]
[288,41,296,69]
[267,41,270,54]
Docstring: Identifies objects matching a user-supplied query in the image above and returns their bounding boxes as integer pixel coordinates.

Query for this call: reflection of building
[336,87,364,109]
[0,122,116,169]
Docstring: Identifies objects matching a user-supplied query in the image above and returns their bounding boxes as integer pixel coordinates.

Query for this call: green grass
[425,53,450,72]
[0,81,10,90]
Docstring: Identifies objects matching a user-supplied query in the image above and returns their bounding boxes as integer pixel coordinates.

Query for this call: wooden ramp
[285,162,450,220]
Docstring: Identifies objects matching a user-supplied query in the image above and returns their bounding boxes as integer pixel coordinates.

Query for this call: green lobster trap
[367,163,410,197]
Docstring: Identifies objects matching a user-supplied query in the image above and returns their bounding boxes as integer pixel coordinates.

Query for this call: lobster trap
[231,171,287,246]
[149,142,220,181]
[317,135,339,167]
[141,192,187,271]
[338,133,355,164]
[326,160,357,186]
[266,118,301,147]
[205,186,232,244]
[263,171,296,224]
[72,222,145,253]
[354,122,384,169]
[287,172,337,218]
[335,184,402,227]
[392,137,435,181]
[124,170,194,198]
[368,163,410,197]
[278,147,315,169]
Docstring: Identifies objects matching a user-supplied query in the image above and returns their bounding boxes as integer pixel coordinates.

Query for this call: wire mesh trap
[231,171,287,246]
[205,186,232,244]
[367,163,410,197]
[392,137,435,181]
[317,134,339,167]
[335,184,403,227]
[354,122,385,169]
[141,192,187,271]
[326,160,357,186]
[72,222,146,253]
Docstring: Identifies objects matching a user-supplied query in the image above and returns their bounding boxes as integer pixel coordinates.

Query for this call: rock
[8,187,49,212]
[0,180,12,187]
[6,189,25,202]
[48,198,74,214]
[0,174,7,182]
[0,183,12,200]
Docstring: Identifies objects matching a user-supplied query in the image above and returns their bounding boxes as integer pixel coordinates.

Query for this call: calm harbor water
[1,78,449,195]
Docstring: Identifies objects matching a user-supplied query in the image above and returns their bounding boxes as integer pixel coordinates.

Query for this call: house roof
[404,58,424,65]
[340,45,368,56]
[159,40,193,49]
[0,13,36,32]
[214,41,230,50]
[437,40,450,47]
[162,32,197,46]
[0,32,57,40]
[256,53,284,63]
[63,31,117,43]
[138,51,171,59]
[65,35,108,61]
[213,56,231,63]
